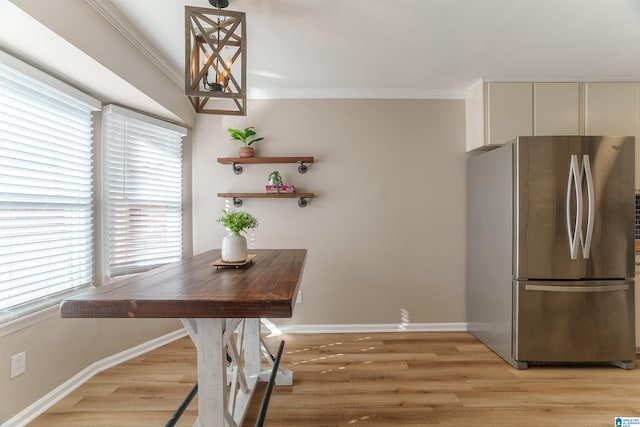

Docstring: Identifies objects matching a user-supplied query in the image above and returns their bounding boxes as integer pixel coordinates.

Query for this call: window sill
[0,286,94,337]
[0,305,60,338]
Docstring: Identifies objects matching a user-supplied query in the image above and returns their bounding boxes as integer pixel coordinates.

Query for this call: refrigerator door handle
[566,155,583,260]
[580,155,595,259]
[525,284,629,293]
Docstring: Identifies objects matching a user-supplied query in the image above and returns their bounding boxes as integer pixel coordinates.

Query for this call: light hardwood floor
[29,331,640,426]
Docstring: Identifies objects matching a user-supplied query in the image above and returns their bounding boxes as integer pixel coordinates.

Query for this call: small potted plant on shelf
[267,171,283,193]
[217,209,259,262]
[227,126,264,158]
[266,171,296,193]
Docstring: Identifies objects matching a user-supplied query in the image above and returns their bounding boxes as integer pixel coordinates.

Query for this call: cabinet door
[487,82,533,145]
[585,82,639,190]
[534,82,581,135]
[584,82,638,135]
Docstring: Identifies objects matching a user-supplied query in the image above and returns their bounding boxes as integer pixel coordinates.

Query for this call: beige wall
[192,98,467,325]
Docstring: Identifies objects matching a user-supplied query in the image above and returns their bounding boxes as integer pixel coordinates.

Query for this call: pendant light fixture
[185,0,246,115]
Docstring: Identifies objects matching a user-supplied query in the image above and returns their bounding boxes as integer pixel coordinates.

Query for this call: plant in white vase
[217,209,259,262]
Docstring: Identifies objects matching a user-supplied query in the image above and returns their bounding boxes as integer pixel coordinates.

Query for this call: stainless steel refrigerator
[467,135,635,369]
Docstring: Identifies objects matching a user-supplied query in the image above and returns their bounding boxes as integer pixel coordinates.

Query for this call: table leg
[244,319,261,377]
[179,318,292,427]
[227,319,260,424]
[195,318,226,427]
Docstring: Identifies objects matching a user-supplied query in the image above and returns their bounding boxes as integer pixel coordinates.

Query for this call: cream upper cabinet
[584,82,640,190]
[466,81,640,192]
[533,82,581,136]
[584,82,638,136]
[487,83,533,146]
[466,82,533,151]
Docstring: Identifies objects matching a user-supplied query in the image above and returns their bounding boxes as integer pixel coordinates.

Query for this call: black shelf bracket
[297,161,308,174]
[297,197,308,208]
[232,162,243,175]
[232,197,243,207]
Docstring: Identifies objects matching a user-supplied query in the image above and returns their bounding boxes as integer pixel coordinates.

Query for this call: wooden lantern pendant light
[185,0,246,115]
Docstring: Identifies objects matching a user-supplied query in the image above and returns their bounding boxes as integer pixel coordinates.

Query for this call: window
[103,105,186,278]
[0,51,100,323]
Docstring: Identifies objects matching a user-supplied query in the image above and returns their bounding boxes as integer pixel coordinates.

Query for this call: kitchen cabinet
[584,82,640,190]
[488,83,533,146]
[467,82,581,150]
[466,82,533,150]
[533,82,581,135]
[467,80,640,189]
[584,82,638,136]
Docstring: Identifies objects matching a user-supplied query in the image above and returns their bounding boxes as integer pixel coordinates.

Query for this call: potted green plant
[267,170,283,192]
[217,209,259,262]
[227,126,264,158]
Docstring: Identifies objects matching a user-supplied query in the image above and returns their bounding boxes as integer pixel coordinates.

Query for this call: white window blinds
[103,105,186,278]
[0,52,100,322]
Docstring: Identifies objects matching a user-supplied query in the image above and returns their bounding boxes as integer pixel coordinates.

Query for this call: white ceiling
[76,0,640,99]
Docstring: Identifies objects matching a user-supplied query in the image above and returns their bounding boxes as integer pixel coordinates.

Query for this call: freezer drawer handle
[525,284,629,293]
[566,155,583,260]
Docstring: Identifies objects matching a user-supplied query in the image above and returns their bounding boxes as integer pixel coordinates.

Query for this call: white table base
[180,318,292,427]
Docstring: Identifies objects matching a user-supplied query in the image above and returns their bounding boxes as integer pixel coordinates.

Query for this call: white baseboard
[274,322,468,334]
[3,328,187,427]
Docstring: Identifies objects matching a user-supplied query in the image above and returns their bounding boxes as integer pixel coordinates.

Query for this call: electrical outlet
[11,351,26,379]
[296,291,302,304]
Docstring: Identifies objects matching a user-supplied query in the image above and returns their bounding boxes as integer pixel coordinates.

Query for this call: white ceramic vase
[221,231,248,262]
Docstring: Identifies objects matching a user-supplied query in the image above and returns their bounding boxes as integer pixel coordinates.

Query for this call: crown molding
[247,87,467,100]
[85,0,183,88]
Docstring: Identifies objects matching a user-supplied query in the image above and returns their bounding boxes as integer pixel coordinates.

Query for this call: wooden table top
[60,249,307,319]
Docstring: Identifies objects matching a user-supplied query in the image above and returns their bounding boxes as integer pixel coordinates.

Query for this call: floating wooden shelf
[218,192,315,208]
[218,192,315,198]
[217,156,314,175]
[217,156,314,165]
[217,156,316,207]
